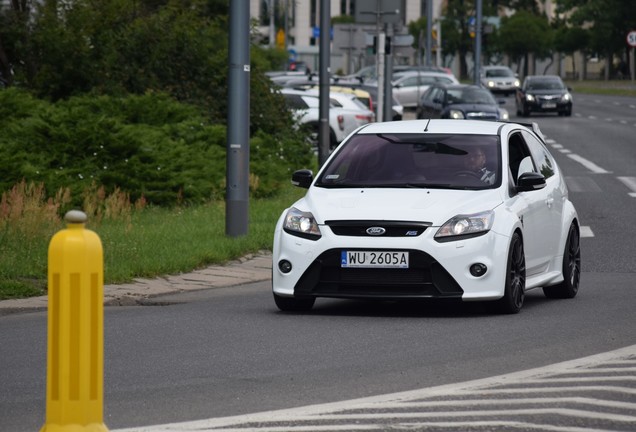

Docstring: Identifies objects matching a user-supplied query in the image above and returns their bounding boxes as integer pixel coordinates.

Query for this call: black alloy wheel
[496,232,526,314]
[543,223,581,299]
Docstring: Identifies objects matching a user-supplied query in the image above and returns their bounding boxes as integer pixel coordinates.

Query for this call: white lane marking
[580,226,594,238]
[588,115,597,120]
[545,139,557,145]
[550,143,563,149]
[567,154,610,174]
[559,149,572,154]
[112,345,636,432]
[617,177,636,195]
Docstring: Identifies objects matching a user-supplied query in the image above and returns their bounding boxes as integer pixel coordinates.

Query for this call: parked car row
[279,87,375,149]
[271,66,573,134]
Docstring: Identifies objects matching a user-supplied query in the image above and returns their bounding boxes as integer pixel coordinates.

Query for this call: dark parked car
[416,84,509,121]
[515,75,572,117]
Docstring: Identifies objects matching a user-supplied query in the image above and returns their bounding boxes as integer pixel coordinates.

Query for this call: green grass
[565,80,636,98]
[0,184,306,300]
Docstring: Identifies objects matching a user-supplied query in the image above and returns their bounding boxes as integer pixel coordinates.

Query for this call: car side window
[283,94,308,110]
[522,130,556,179]
[508,132,533,185]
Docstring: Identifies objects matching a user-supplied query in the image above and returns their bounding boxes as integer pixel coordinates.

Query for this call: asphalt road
[1,93,635,432]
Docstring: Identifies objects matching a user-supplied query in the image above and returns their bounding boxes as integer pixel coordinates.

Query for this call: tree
[557,0,636,80]
[498,10,552,77]
[0,0,294,138]
[553,23,590,79]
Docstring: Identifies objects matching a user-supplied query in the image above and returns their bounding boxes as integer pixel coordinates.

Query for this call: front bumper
[523,97,571,113]
[273,221,511,302]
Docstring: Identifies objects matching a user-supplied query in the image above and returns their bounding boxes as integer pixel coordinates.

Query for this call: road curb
[0,251,272,316]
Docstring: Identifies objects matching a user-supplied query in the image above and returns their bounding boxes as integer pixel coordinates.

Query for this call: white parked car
[392,71,459,108]
[272,119,581,314]
[280,88,374,149]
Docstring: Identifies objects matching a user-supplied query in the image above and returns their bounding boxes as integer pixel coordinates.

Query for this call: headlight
[435,211,494,241]
[487,80,495,88]
[449,109,465,119]
[499,108,510,120]
[525,94,535,102]
[283,207,321,239]
[561,93,571,102]
[514,79,520,87]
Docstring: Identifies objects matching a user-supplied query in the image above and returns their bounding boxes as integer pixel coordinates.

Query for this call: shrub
[0,89,314,207]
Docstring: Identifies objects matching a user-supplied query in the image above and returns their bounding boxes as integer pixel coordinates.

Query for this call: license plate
[542,102,556,108]
[341,251,409,268]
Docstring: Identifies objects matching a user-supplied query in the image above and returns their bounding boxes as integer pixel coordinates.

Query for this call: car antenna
[424,118,431,132]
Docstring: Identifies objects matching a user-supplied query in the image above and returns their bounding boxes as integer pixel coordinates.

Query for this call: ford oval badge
[366,227,386,236]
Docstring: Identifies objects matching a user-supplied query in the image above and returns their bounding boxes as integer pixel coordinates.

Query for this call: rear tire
[543,223,580,299]
[495,232,526,314]
[273,293,315,312]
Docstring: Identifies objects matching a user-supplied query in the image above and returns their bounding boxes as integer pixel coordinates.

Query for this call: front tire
[273,293,315,312]
[543,223,580,299]
[495,232,526,314]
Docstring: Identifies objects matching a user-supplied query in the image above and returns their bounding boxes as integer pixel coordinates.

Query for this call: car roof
[395,71,455,78]
[429,83,485,91]
[356,119,507,135]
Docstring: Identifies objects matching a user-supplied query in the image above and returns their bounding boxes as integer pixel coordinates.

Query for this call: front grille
[294,249,463,299]
[325,220,431,237]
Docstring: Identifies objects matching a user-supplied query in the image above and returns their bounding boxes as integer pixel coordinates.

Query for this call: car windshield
[448,88,497,105]
[315,133,501,190]
[527,79,564,90]
[486,68,513,78]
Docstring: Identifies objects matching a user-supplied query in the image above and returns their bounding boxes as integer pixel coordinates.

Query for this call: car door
[426,87,445,118]
[521,130,564,260]
[393,76,419,107]
[506,131,554,276]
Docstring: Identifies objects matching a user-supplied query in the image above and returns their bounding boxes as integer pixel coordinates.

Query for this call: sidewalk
[0,251,273,316]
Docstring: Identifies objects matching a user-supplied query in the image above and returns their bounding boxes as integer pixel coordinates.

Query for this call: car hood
[297,187,503,226]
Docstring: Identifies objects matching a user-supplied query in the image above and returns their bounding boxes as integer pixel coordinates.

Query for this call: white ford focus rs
[272,119,581,314]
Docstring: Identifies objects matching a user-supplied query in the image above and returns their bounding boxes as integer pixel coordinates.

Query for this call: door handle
[546,198,554,208]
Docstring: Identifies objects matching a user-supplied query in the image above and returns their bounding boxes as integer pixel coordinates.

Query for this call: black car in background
[416,84,509,121]
[515,75,572,117]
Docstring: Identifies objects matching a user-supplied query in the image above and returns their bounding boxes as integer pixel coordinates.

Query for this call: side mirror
[291,169,313,189]
[516,172,546,192]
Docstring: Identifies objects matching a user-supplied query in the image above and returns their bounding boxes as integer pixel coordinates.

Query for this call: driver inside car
[464,147,496,185]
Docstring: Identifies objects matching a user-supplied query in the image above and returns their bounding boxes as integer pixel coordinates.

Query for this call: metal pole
[631,47,635,83]
[474,0,482,85]
[318,0,331,166]
[377,32,385,122]
[269,0,275,48]
[436,22,442,67]
[384,23,394,122]
[226,0,250,237]
[425,0,432,66]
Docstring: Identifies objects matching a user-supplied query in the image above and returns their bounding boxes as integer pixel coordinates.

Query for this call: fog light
[470,263,487,277]
[278,260,292,274]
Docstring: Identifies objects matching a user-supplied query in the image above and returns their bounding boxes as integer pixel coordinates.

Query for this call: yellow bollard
[41,210,109,432]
